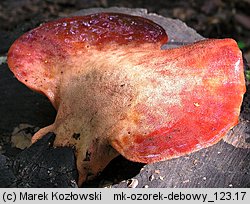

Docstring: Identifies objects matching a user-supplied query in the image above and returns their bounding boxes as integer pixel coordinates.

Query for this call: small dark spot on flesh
[166,135,172,140]
[61,71,63,74]
[25,79,28,82]
[128,132,131,135]
[84,150,91,161]
[120,84,125,87]
[72,133,80,140]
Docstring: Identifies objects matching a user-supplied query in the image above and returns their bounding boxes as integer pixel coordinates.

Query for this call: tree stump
[0,7,249,188]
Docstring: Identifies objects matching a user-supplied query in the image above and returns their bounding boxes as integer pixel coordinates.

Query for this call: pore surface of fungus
[7,13,246,185]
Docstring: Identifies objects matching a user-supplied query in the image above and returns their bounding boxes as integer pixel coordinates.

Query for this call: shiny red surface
[10,12,168,50]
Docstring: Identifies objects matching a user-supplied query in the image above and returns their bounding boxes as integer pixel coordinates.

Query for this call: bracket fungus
[7,13,246,185]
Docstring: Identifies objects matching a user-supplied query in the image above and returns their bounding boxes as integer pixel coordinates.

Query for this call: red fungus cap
[7,12,245,185]
[8,13,168,109]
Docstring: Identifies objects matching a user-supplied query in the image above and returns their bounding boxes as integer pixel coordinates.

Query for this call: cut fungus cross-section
[7,12,246,186]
